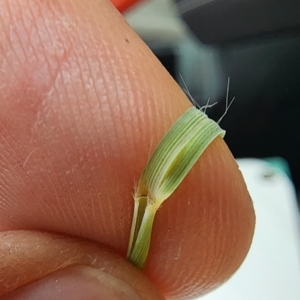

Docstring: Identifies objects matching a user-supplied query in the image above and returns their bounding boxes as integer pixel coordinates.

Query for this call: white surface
[197,159,300,300]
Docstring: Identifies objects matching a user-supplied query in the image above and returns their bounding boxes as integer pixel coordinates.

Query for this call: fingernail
[3,266,142,300]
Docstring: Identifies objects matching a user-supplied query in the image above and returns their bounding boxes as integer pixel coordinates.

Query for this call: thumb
[3,267,144,300]
[0,231,163,300]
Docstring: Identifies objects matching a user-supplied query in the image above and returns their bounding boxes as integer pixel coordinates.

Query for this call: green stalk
[128,205,157,268]
[127,107,225,268]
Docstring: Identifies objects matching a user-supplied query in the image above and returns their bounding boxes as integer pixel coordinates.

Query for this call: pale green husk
[127,107,225,268]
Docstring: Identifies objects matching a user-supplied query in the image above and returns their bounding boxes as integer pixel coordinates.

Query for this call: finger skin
[0,231,164,300]
[0,0,255,299]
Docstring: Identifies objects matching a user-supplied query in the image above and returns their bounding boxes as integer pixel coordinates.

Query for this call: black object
[175,0,300,44]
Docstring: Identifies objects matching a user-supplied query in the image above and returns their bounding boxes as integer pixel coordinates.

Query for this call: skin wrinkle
[114,39,171,147]
[22,176,56,229]
[211,154,225,280]
[46,149,73,229]
[120,51,149,133]
[17,1,68,93]
[212,157,231,283]
[2,3,73,168]
[69,108,96,231]
[34,161,65,228]
[49,139,76,225]
[49,17,111,233]
[84,166,97,236]
[1,161,37,230]
[61,151,83,232]
[27,3,57,87]
[2,3,26,75]
[172,194,190,287]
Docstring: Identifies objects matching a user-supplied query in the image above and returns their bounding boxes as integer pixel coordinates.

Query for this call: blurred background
[112,0,300,203]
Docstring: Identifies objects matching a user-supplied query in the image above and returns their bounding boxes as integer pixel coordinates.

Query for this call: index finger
[0,0,255,298]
